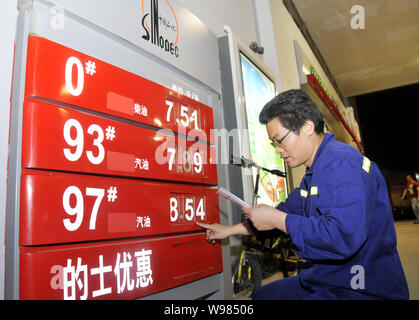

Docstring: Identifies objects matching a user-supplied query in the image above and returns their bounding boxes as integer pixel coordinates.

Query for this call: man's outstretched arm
[196,221,253,243]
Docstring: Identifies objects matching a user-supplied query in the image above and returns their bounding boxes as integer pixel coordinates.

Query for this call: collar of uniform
[305,132,336,175]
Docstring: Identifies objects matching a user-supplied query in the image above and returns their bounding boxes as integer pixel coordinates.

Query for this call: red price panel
[20,233,223,300]
[25,36,215,143]
[20,169,219,246]
[21,98,217,185]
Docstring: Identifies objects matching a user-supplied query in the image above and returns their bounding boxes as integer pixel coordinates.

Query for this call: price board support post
[5,0,233,300]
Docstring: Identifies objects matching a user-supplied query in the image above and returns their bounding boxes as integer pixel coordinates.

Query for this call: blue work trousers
[252,275,383,300]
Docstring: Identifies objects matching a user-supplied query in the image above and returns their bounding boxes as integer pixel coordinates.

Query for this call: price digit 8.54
[169,196,205,223]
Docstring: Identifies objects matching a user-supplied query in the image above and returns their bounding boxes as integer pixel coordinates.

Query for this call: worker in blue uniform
[197,89,409,299]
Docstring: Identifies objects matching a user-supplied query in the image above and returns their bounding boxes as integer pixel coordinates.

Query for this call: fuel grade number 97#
[19,170,220,246]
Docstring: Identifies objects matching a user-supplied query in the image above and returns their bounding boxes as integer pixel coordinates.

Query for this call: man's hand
[241,204,288,233]
[196,222,232,244]
[196,221,253,243]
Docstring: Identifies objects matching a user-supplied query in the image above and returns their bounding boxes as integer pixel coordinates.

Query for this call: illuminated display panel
[239,53,287,205]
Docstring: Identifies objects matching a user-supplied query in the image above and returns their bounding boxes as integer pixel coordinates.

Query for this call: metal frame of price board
[6,0,234,299]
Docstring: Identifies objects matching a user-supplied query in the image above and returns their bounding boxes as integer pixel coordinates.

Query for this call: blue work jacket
[255,133,409,299]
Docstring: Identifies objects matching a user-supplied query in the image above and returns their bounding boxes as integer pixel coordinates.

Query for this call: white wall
[177,0,285,91]
[253,0,282,91]
[177,0,259,46]
[253,0,356,187]
[268,1,343,104]
[0,0,18,300]
[267,0,351,127]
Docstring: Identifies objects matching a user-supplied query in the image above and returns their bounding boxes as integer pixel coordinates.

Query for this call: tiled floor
[394,220,419,300]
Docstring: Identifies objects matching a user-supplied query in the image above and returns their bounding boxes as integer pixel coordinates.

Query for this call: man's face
[407,175,413,183]
[266,117,312,168]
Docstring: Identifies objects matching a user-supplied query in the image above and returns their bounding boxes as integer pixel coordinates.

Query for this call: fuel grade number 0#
[25,36,215,143]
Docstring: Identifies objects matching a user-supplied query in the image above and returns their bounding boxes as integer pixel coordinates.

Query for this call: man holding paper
[197,89,408,300]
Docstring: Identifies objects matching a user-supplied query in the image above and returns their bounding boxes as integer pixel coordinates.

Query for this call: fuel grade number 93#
[22,99,217,185]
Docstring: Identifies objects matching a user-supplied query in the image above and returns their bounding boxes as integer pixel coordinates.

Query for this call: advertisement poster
[240,53,287,205]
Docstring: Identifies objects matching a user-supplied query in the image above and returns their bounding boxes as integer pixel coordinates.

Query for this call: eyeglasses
[270,130,291,148]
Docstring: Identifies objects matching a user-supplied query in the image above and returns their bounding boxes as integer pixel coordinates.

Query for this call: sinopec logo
[140,0,180,58]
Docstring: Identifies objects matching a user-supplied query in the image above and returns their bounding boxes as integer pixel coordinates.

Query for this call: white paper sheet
[216,187,251,208]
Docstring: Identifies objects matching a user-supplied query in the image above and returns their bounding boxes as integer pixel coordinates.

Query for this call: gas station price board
[16,36,221,299]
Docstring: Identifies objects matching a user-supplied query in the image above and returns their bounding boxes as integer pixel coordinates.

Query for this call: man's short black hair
[259,89,325,134]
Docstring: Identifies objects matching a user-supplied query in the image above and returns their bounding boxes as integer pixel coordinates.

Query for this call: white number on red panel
[165,99,200,129]
[63,119,115,164]
[169,196,205,223]
[167,147,203,174]
[65,56,96,97]
[62,185,117,231]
